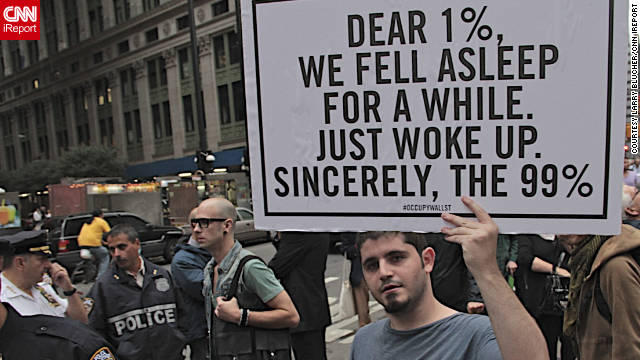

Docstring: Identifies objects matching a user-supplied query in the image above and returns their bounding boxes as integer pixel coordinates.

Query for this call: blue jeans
[89,246,110,278]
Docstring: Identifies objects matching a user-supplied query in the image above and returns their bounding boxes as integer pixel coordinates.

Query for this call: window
[134,110,142,143]
[21,140,32,163]
[100,117,114,145]
[143,0,160,11]
[38,135,50,159]
[218,84,230,124]
[147,57,166,89]
[27,41,39,64]
[71,62,80,73]
[118,40,129,54]
[229,32,241,64]
[93,52,103,64]
[162,101,172,136]
[33,79,39,89]
[33,102,46,128]
[232,81,246,122]
[178,48,190,79]
[42,0,58,55]
[5,145,16,170]
[182,95,194,132]
[145,28,158,43]
[176,15,189,30]
[152,104,162,139]
[125,112,133,144]
[213,35,225,69]
[212,0,229,16]
[114,0,131,24]
[13,85,22,97]
[9,42,23,72]
[120,70,130,98]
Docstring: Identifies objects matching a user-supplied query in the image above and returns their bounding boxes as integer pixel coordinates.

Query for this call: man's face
[21,254,50,287]
[107,233,140,272]
[192,205,229,250]
[360,234,428,314]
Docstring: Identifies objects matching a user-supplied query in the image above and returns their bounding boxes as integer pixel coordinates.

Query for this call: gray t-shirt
[350,313,503,360]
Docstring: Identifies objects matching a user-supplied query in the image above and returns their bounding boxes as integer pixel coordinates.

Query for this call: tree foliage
[0,146,126,192]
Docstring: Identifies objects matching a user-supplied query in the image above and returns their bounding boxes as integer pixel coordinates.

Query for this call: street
[74,241,385,360]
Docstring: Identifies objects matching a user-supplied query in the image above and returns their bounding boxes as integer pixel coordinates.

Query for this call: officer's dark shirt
[0,303,117,360]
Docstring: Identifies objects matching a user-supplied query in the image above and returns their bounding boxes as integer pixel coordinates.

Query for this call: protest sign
[241,0,627,234]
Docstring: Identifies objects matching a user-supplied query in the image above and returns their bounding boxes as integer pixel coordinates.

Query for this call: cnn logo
[3,6,37,23]
[0,1,40,40]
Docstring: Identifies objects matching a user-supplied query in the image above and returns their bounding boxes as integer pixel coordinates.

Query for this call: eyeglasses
[190,218,228,229]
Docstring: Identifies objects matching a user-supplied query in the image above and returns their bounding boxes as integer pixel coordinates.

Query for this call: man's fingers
[461,196,493,225]
[441,226,474,237]
[441,212,480,229]
[441,233,470,245]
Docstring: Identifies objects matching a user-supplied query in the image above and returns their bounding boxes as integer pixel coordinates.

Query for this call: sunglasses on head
[190,217,228,229]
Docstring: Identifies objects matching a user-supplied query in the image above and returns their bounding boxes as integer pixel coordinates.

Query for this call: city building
[0,0,250,203]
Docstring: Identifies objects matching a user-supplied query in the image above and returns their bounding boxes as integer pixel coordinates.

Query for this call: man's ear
[626,207,640,217]
[14,256,26,270]
[421,247,435,273]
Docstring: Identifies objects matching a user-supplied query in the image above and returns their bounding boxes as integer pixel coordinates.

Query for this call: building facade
[0,0,247,179]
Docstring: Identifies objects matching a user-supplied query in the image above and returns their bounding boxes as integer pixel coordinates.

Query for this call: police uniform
[86,257,186,360]
[0,303,117,360]
[0,231,69,317]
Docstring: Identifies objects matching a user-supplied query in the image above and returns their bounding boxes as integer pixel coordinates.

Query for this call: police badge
[154,278,170,292]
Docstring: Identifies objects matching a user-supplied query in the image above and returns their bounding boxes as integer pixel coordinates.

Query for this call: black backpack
[593,247,640,323]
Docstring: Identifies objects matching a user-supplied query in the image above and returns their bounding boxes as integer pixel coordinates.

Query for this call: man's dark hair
[356,231,428,256]
[92,209,103,217]
[106,224,138,243]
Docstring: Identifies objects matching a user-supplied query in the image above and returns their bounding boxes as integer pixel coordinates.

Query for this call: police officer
[0,238,118,360]
[0,230,88,322]
[86,224,185,360]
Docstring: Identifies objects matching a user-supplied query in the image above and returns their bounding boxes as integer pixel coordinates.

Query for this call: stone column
[43,100,58,160]
[108,71,128,160]
[26,108,38,161]
[78,0,91,41]
[62,89,79,147]
[101,0,115,29]
[37,6,48,60]
[54,0,69,50]
[83,81,99,146]
[198,36,221,150]
[11,112,23,168]
[2,42,13,77]
[163,48,185,158]
[134,60,153,162]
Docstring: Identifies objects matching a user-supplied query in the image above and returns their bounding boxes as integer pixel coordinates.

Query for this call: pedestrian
[195,198,299,359]
[350,196,548,360]
[560,224,640,359]
[77,209,111,279]
[340,232,371,327]
[269,231,332,360]
[0,238,118,360]
[171,207,211,360]
[515,234,574,360]
[86,224,186,360]
[0,230,88,323]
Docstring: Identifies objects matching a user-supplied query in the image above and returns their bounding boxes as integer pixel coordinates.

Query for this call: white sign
[241,0,627,234]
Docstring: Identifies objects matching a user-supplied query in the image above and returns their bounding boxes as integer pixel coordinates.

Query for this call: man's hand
[215,296,242,324]
[467,301,485,314]
[441,196,500,276]
[506,260,518,275]
[49,262,73,292]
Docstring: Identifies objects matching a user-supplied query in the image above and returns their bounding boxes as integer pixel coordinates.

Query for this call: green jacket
[496,234,518,277]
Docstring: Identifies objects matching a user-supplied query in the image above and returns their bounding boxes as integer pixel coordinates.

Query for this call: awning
[212,147,245,168]
[124,147,246,179]
[125,155,197,179]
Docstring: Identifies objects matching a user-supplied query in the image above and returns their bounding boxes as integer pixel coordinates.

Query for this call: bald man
[195,198,299,359]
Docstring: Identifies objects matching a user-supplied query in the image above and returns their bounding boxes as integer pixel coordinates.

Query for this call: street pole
[189,0,207,151]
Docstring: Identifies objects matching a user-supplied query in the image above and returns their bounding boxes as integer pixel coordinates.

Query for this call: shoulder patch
[83,297,95,314]
[90,347,115,360]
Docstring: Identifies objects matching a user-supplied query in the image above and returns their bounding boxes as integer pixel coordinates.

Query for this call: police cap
[4,231,52,256]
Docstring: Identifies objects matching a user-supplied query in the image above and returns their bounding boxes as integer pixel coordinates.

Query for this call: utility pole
[188,0,207,151]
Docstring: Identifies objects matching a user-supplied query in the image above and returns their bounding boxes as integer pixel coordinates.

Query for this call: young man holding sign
[350,196,547,360]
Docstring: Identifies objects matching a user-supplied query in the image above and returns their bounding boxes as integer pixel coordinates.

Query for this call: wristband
[239,308,249,326]
[63,287,77,297]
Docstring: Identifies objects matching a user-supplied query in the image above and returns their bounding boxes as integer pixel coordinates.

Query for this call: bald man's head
[188,207,198,222]
[198,198,236,229]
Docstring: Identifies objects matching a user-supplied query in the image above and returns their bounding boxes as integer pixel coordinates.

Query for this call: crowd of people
[0,188,638,360]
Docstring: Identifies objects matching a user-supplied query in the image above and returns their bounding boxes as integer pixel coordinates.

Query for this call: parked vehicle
[48,212,184,271]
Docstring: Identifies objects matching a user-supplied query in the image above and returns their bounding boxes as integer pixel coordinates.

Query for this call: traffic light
[194,150,215,173]
[625,144,630,152]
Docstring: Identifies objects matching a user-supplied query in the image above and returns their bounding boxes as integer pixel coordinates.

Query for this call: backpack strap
[223,255,264,301]
[594,247,640,324]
